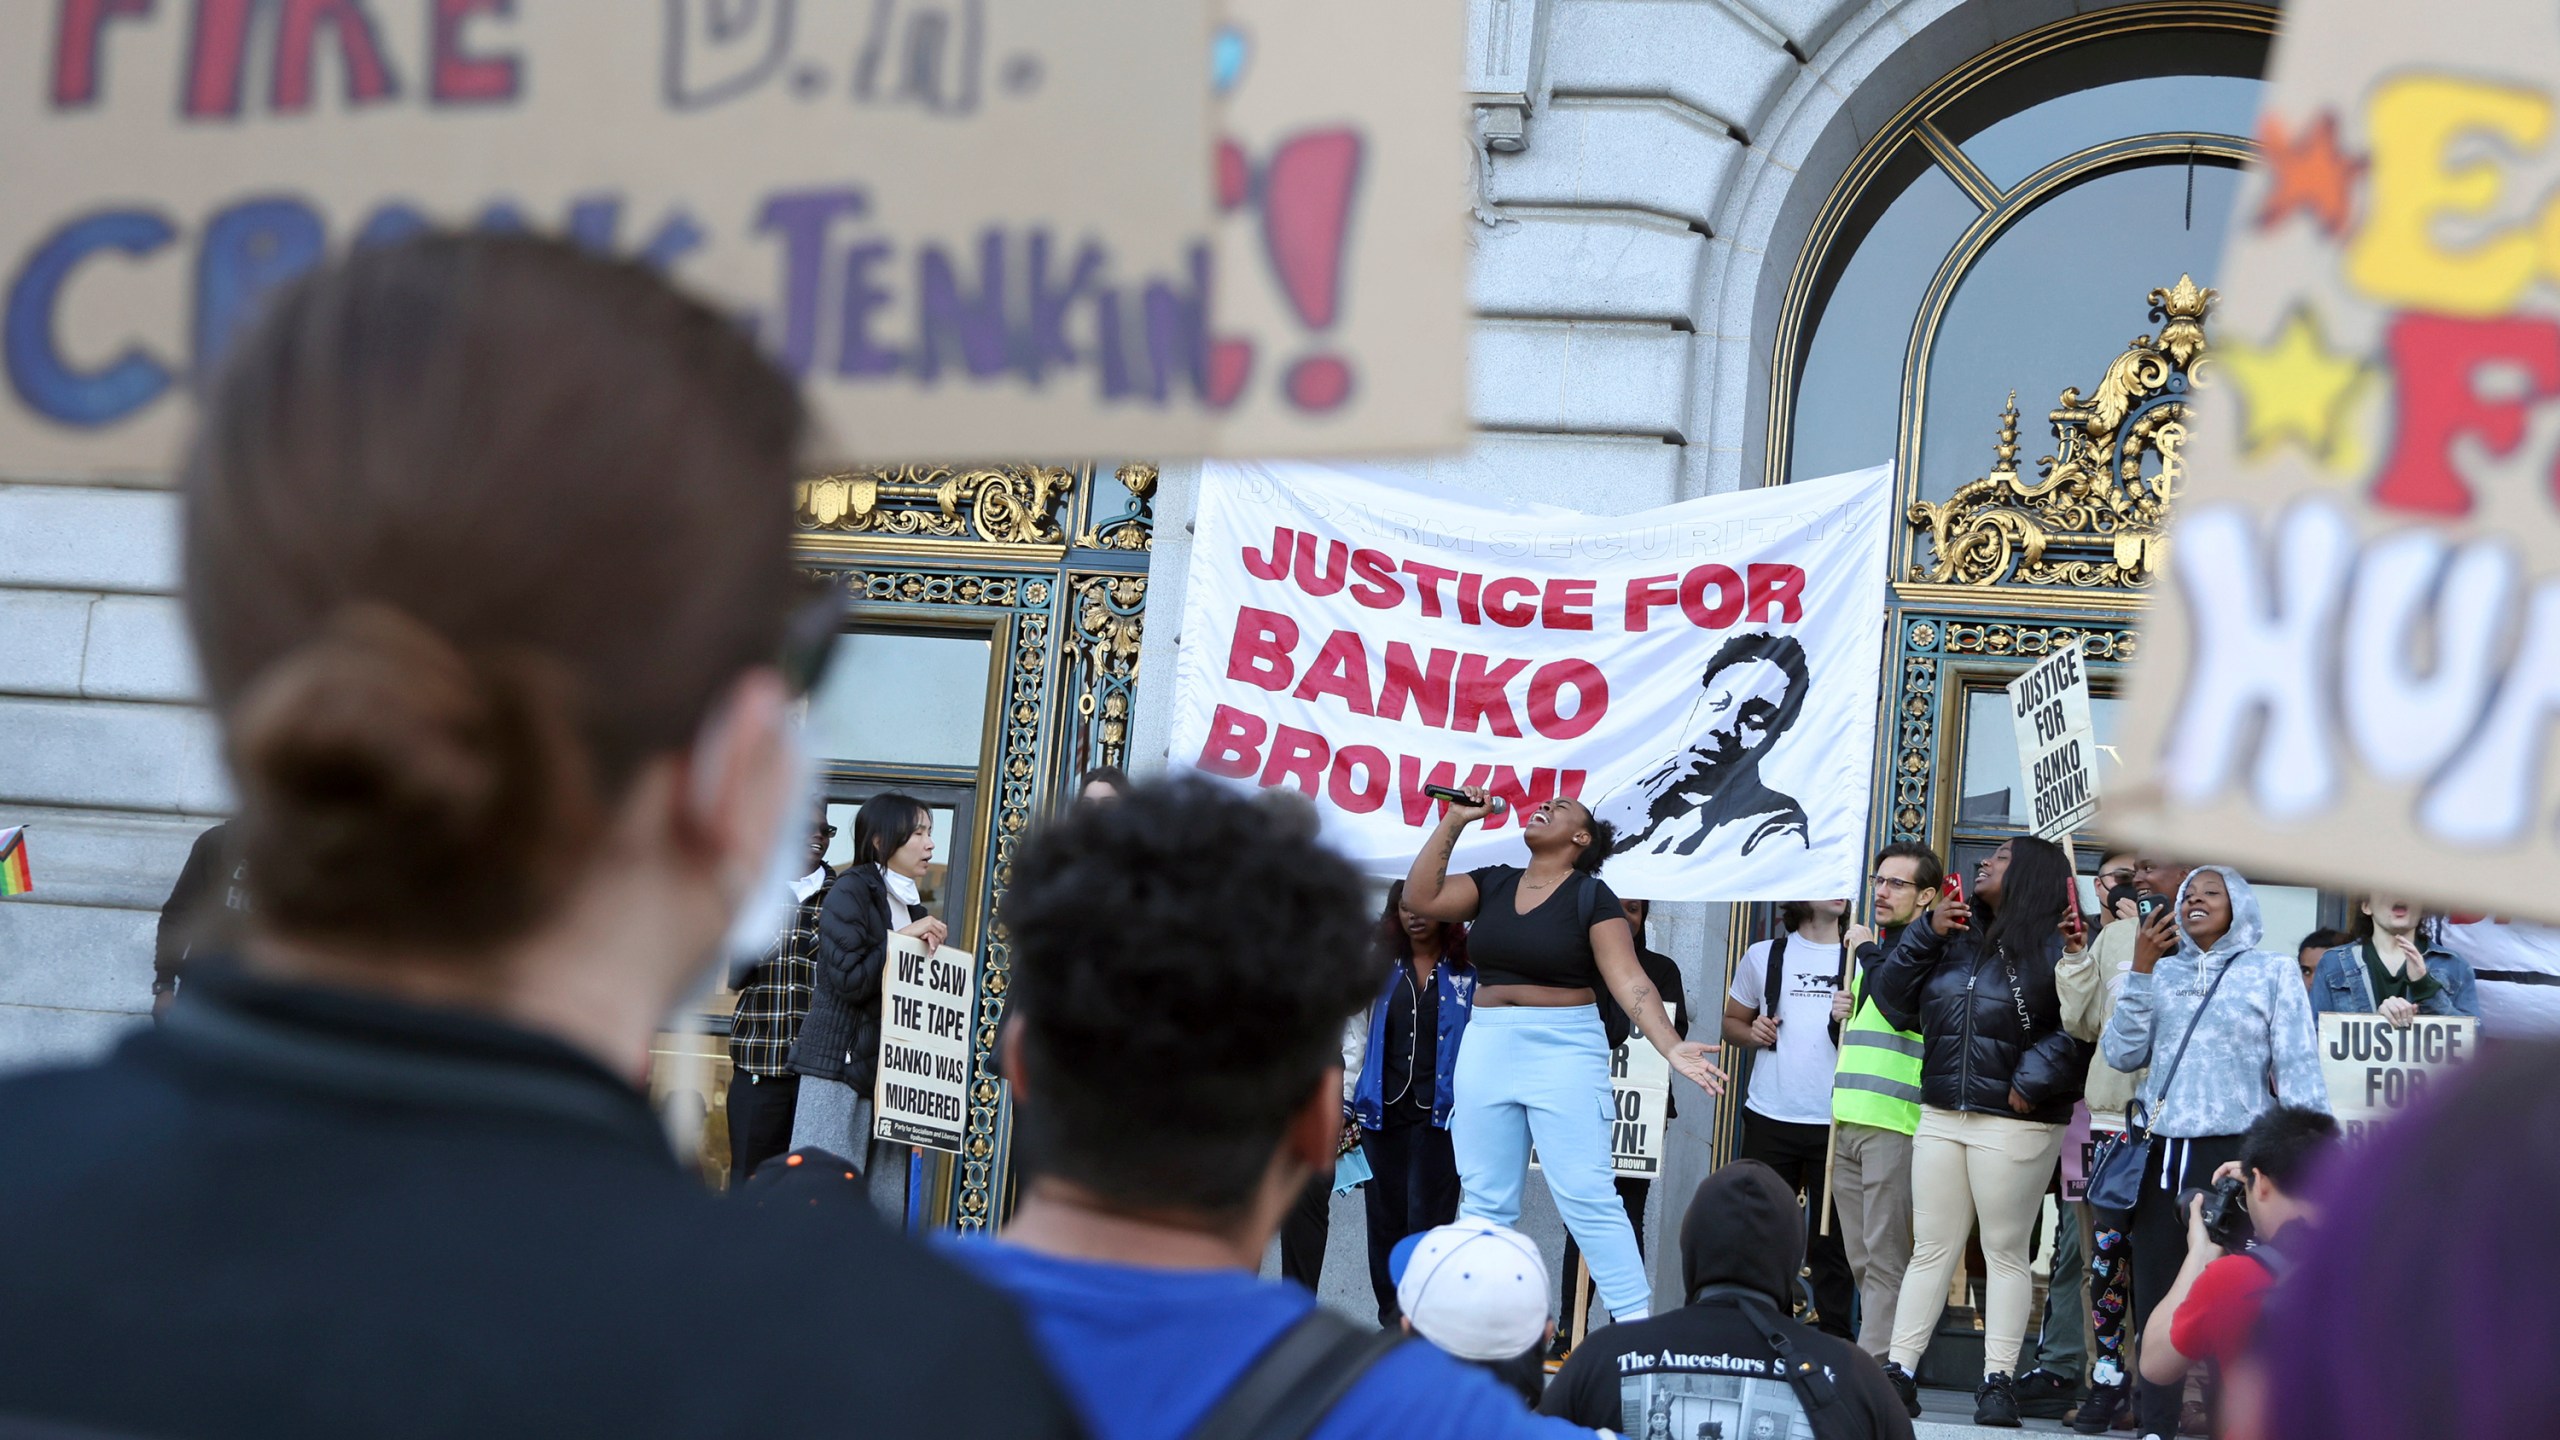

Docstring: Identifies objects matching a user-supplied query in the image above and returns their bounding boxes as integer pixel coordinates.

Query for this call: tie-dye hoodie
[2100,866,2330,1138]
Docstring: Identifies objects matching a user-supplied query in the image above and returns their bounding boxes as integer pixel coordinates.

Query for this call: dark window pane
[1957,75,2264,191]
[1917,158,2239,505]
[1788,157,1980,484]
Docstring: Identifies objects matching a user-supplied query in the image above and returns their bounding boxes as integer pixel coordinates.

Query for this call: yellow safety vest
[1832,958,1923,1134]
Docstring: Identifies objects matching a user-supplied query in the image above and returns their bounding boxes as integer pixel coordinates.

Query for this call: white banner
[1169,461,1894,900]
[873,934,976,1154]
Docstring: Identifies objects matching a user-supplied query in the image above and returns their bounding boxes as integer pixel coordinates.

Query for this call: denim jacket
[2309,942,2479,1018]
[1351,957,1475,1130]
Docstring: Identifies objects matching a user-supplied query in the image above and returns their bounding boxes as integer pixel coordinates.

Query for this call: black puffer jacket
[787,866,929,1091]
[1869,917,2088,1124]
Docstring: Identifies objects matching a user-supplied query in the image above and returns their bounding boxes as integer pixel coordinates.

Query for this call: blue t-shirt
[942,1240,1591,1440]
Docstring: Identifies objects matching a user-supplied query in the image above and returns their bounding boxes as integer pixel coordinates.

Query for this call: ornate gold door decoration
[1908,275,2216,589]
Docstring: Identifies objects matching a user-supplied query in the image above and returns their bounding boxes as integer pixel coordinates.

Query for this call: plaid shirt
[729,866,832,1077]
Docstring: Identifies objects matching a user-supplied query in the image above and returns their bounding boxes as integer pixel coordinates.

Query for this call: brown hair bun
[182,234,804,956]
[228,605,601,951]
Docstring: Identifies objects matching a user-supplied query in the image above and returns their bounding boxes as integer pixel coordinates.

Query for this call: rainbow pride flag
[0,827,29,897]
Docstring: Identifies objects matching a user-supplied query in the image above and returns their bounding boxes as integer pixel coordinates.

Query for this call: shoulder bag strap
[1765,931,1789,1021]
[1186,1307,1407,1440]
[2147,952,2240,1132]
[1702,1289,1844,1425]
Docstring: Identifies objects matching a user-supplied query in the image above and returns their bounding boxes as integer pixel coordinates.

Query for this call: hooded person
[1541,1161,1914,1440]
[2099,864,2328,1440]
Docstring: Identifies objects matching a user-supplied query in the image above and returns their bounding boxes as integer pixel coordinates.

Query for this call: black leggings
[2129,1133,2243,1436]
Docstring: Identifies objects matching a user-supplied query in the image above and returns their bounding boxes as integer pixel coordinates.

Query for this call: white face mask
[669,708,819,1021]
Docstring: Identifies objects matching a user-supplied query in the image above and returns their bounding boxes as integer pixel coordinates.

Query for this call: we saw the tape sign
[874,934,977,1155]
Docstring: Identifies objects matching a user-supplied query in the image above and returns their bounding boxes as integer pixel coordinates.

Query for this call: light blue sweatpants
[1449,1004,1652,1323]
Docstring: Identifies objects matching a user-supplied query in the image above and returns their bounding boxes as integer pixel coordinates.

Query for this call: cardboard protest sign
[1609,1003,1674,1178]
[0,0,1464,477]
[874,933,976,1154]
[2008,642,2099,842]
[2318,1013,2476,1142]
[1171,461,1895,900]
[2110,3,2560,922]
[1208,0,1467,454]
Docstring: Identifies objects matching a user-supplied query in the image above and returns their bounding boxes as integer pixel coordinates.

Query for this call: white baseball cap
[1390,1217,1550,1361]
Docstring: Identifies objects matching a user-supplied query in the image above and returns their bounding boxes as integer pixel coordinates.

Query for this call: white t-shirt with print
[1728,932,1847,1126]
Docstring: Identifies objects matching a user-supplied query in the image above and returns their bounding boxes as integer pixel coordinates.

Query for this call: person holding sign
[1868,838,2090,1427]
[1723,899,1861,1341]
[2308,895,2480,1026]
[1404,789,1722,1328]
[2099,867,2328,1440]
[789,793,947,1217]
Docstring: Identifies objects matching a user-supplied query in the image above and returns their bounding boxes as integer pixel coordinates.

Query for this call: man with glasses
[1829,841,1940,1364]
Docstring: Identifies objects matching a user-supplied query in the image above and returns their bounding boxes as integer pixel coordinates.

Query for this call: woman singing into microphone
[1403,788,1722,1324]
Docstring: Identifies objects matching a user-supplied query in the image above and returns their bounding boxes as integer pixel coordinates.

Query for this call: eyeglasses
[778,574,848,698]
[1869,875,1918,892]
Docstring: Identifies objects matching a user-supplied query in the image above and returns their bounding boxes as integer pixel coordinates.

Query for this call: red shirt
[2169,1253,2276,1366]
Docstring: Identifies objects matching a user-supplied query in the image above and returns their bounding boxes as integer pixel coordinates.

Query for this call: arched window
[1770,8,2272,529]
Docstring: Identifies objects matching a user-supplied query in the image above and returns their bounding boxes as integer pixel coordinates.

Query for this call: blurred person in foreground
[2246,1043,2560,1440]
[957,777,1597,1439]
[2138,1107,2336,1398]
[1542,1160,1913,1440]
[0,236,1078,1439]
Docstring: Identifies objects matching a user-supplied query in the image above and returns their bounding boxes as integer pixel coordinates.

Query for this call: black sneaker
[2014,1367,2082,1420]
[1976,1371,2022,1428]
[2071,1381,2127,1434]
[1880,1361,1921,1420]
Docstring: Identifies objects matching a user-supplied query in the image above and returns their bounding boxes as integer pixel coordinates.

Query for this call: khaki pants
[1830,1120,1915,1362]
[1889,1106,2066,1380]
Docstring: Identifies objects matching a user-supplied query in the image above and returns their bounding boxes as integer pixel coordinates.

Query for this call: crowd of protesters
[9,234,2550,1440]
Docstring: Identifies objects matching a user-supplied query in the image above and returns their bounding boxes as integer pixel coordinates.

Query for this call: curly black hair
[1002,776,1376,1216]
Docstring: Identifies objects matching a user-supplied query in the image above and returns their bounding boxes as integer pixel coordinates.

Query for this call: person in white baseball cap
[1392,1217,1556,1406]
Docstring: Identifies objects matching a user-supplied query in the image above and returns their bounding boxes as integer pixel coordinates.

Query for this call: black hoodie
[1541,1162,1912,1440]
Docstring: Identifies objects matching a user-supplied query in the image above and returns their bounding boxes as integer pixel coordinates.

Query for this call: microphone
[1421,784,1507,814]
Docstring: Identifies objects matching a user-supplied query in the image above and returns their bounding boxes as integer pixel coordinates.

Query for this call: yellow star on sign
[2216,306,2370,470]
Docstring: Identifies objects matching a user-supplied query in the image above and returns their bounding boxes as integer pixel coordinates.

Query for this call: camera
[2195,1174,2253,1250]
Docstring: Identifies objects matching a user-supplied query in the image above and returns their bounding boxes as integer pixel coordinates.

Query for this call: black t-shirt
[1467,866,1621,990]
[1542,1292,1913,1440]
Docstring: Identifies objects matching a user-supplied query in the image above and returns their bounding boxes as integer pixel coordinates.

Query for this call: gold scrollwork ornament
[1908,275,2215,589]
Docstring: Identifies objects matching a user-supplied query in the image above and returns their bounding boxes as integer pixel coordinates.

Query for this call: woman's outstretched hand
[1669,1040,1725,1096]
